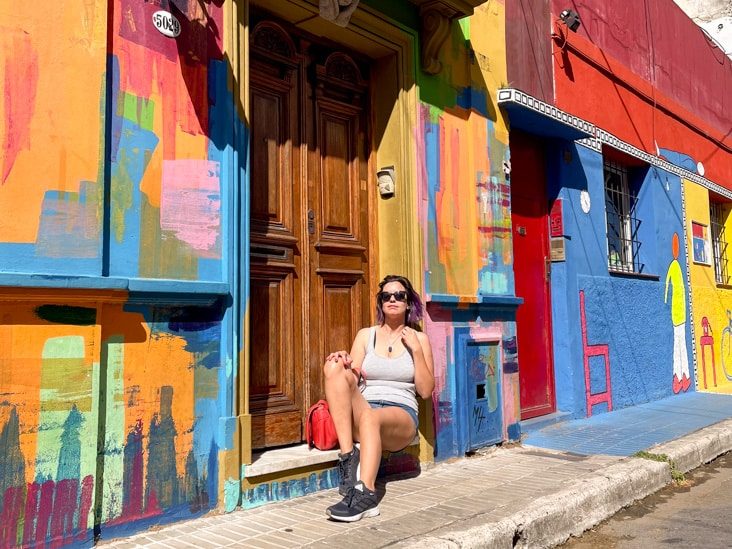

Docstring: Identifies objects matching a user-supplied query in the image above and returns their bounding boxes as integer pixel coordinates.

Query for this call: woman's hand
[400,327,422,353]
[326,350,353,367]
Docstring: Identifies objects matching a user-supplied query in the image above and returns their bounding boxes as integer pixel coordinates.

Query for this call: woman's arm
[348,328,370,371]
[414,332,435,399]
[402,328,435,399]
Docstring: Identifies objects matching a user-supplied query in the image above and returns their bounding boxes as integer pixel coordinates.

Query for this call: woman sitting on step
[322,274,434,522]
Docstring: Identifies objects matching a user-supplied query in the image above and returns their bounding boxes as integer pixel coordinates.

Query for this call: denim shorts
[367,400,419,432]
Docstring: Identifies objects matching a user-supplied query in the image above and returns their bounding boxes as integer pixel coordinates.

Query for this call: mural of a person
[664,233,691,393]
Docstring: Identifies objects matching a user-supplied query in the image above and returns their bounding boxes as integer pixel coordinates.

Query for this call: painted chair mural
[579,290,613,417]
[698,317,718,389]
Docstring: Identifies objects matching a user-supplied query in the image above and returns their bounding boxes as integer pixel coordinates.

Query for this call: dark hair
[375,274,423,328]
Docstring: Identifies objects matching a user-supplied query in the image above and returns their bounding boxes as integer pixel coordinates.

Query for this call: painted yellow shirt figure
[664,259,686,327]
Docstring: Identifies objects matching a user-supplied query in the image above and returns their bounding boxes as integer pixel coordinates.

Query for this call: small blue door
[465,341,502,450]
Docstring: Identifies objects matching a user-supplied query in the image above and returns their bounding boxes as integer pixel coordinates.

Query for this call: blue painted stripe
[0,273,229,296]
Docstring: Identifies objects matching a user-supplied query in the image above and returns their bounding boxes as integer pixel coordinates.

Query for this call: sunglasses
[379,290,408,302]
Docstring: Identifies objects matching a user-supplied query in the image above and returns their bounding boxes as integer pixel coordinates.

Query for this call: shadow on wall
[170,0,236,153]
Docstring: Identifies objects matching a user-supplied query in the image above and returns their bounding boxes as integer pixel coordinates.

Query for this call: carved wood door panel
[249,20,372,449]
[306,52,372,406]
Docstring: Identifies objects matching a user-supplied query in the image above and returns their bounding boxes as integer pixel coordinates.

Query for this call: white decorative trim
[498,88,732,201]
[497,88,595,137]
[679,179,699,385]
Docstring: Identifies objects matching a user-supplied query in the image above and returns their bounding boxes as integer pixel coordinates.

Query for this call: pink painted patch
[2,32,38,183]
[160,160,221,257]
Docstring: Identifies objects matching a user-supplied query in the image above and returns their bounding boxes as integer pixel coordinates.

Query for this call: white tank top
[360,326,418,412]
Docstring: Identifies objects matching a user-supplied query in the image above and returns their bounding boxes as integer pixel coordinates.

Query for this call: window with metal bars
[604,160,643,273]
[710,201,730,285]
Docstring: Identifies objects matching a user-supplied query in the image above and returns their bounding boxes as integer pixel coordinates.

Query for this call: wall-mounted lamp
[560,9,581,32]
[377,166,395,198]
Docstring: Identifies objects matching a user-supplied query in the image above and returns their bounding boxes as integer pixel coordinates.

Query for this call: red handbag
[305,400,339,450]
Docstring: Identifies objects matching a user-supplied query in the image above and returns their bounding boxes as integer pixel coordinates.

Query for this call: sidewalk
[102,392,732,548]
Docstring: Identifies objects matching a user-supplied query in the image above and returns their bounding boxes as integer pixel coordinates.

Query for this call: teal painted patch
[35,305,96,325]
[224,477,240,512]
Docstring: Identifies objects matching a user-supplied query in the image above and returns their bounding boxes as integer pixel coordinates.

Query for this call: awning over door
[498,88,595,141]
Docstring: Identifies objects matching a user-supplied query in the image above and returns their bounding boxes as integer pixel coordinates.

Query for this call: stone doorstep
[245,437,421,478]
[244,444,341,478]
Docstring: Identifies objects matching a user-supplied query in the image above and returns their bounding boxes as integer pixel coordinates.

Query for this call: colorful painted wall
[0,298,229,546]
[0,3,106,274]
[109,0,232,281]
[0,1,234,279]
[534,0,732,417]
[684,181,732,395]
[0,1,241,545]
[416,1,522,460]
[548,143,695,418]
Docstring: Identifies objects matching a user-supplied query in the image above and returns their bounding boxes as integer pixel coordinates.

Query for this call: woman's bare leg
[357,408,415,491]
[323,358,358,452]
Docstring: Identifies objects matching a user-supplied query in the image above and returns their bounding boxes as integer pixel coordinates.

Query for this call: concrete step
[520,410,572,435]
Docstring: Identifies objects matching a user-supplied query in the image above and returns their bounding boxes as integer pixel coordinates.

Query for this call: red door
[511,131,556,419]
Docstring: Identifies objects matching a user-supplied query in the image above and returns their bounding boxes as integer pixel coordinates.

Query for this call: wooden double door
[249,18,373,448]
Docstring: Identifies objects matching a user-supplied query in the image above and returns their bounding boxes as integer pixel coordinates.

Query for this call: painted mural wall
[0,1,239,545]
[0,0,233,280]
[548,143,695,418]
[0,299,228,546]
[537,0,732,418]
[109,0,231,281]
[416,1,521,460]
[0,2,106,274]
[684,180,732,395]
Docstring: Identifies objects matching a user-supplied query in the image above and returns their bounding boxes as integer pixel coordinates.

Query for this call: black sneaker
[326,482,380,522]
[337,446,360,496]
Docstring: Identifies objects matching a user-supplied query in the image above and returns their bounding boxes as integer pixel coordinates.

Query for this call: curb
[649,417,732,474]
[399,419,732,549]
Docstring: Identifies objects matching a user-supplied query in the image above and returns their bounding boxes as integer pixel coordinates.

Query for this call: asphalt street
[562,452,732,549]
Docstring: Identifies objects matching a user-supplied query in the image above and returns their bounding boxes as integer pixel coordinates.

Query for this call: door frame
[238,0,421,464]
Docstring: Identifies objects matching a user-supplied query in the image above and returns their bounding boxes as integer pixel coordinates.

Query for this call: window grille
[710,201,730,285]
[604,160,643,273]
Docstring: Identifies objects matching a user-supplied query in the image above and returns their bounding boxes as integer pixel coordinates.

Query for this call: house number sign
[153,11,181,38]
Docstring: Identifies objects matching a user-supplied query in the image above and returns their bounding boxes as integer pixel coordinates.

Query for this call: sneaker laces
[338,451,356,484]
[342,485,356,506]
[338,456,350,484]
[344,483,371,508]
